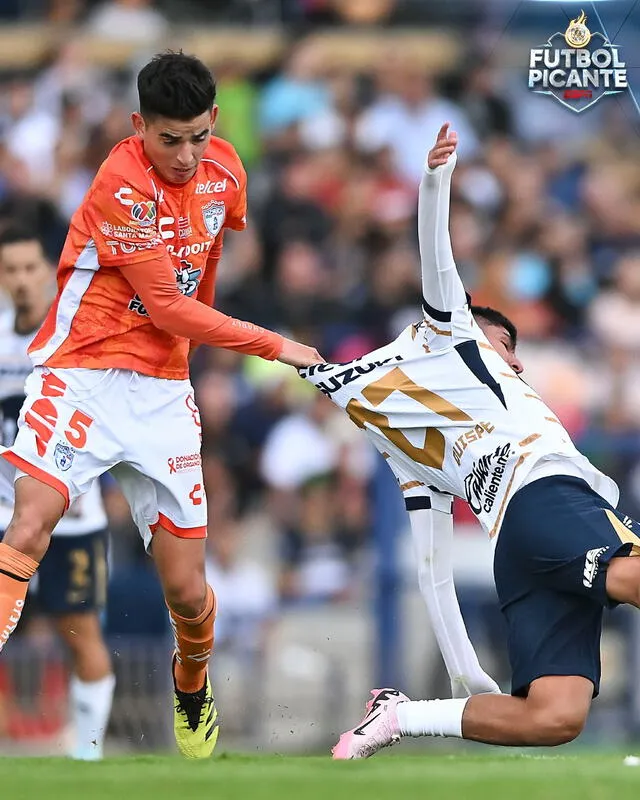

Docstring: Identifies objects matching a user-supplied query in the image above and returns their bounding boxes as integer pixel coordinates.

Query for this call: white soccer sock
[69,673,116,760]
[397,698,469,738]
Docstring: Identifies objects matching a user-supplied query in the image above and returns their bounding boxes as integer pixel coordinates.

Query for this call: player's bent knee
[56,613,104,648]
[4,477,66,560]
[533,707,587,745]
[4,513,54,560]
[163,580,207,618]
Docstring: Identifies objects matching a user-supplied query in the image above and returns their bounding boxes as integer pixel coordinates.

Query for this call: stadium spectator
[86,0,169,42]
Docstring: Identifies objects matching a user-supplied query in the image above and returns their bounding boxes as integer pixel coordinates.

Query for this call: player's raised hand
[277,337,325,368]
[427,122,458,169]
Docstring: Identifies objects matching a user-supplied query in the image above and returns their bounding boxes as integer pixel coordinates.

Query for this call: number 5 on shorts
[65,410,93,448]
[25,405,94,457]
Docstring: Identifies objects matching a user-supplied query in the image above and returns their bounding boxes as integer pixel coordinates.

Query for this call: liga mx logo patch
[528,10,627,113]
[130,201,156,227]
[54,443,75,471]
[202,200,225,236]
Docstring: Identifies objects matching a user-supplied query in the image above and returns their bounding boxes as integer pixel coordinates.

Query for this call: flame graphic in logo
[565,10,591,48]
[573,10,587,26]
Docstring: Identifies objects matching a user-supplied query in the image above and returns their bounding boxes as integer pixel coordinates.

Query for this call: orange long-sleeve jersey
[29,135,283,380]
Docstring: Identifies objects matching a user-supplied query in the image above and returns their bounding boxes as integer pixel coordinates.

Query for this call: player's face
[133,107,218,185]
[0,240,52,314]
[479,322,524,375]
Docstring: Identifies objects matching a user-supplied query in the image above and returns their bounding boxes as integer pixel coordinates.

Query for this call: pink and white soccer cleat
[332,688,409,760]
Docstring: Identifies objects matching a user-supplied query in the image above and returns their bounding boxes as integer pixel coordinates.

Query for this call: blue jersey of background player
[0,225,114,760]
[310,125,640,759]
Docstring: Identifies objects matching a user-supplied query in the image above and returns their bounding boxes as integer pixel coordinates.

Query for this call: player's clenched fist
[427,122,458,170]
[277,338,325,368]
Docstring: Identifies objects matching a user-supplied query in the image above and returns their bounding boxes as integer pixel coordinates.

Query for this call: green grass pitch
[1,752,639,800]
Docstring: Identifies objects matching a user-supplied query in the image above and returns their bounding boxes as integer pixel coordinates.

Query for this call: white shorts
[0,367,207,550]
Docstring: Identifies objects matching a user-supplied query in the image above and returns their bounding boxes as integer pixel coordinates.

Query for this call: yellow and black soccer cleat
[173,668,219,759]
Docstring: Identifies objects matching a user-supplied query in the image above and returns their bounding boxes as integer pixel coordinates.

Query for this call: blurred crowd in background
[0,0,639,704]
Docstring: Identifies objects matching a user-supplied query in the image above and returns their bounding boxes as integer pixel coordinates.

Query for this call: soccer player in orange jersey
[0,51,324,759]
[0,227,114,760]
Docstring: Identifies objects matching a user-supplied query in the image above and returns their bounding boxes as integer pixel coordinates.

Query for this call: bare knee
[151,528,207,618]
[5,510,55,561]
[56,613,100,652]
[531,707,587,745]
[4,477,65,560]
[55,613,111,681]
[163,577,207,618]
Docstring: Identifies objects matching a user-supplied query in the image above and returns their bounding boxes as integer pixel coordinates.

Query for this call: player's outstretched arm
[120,256,324,367]
[185,236,323,367]
[419,122,467,317]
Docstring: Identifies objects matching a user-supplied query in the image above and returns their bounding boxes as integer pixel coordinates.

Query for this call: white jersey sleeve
[418,153,474,349]
[382,453,500,697]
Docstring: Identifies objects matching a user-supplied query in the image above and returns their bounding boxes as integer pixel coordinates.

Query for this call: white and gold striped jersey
[301,153,618,541]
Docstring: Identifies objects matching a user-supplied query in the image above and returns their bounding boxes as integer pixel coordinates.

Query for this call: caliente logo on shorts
[54,442,75,471]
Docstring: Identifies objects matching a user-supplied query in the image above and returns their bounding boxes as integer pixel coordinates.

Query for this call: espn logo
[564,89,592,100]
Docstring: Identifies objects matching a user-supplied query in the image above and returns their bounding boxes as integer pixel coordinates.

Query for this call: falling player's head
[133,51,218,185]
[471,306,524,375]
[0,225,53,325]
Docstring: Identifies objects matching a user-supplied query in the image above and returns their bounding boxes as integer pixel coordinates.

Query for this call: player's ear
[210,105,219,131]
[131,111,145,138]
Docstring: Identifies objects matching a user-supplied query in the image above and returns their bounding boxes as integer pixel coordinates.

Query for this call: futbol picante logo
[130,200,157,227]
[528,10,627,113]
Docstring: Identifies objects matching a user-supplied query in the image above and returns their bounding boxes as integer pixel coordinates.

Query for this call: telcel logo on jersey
[528,11,627,113]
[195,179,227,194]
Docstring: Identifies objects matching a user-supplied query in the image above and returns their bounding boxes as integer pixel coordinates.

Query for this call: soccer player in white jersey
[302,124,640,757]
[0,226,114,760]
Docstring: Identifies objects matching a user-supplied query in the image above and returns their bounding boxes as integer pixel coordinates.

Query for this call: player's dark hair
[0,224,38,250]
[471,305,518,349]
[137,51,216,121]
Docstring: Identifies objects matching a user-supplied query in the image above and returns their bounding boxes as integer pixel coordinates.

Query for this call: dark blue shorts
[494,476,640,698]
[2,529,108,615]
